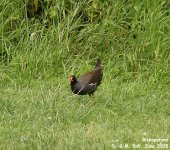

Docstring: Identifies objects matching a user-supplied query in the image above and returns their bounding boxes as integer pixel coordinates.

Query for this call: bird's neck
[71,79,77,86]
[71,80,78,92]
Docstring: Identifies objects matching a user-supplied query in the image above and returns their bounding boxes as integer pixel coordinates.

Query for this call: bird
[69,59,103,96]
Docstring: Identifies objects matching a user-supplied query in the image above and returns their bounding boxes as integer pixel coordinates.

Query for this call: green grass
[0,76,169,149]
[0,0,170,149]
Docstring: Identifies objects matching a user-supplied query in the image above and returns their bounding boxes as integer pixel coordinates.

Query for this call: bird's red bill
[69,75,73,83]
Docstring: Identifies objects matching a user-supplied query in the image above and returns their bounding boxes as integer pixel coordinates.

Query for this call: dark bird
[69,59,103,96]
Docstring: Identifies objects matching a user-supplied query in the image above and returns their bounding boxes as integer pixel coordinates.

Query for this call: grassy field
[0,0,170,149]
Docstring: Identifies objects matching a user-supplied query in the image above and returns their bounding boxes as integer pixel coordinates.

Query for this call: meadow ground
[0,72,170,149]
[0,0,170,149]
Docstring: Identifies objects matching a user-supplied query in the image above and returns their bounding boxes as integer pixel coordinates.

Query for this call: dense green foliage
[0,0,170,149]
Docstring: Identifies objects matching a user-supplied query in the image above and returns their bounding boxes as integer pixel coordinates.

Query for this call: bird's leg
[89,93,94,97]
[88,93,94,104]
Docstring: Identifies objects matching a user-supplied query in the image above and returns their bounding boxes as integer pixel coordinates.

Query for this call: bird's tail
[95,59,102,69]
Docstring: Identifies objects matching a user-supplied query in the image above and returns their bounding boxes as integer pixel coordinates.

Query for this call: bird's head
[69,75,77,84]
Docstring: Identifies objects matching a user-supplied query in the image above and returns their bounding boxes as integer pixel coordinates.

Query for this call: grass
[0,75,169,149]
[0,0,170,149]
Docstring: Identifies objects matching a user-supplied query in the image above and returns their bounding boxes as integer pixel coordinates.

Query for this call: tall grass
[0,0,169,83]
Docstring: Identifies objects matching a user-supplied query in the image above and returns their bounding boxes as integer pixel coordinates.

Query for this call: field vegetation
[0,0,170,149]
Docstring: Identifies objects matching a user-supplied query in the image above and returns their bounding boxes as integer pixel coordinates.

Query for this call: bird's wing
[78,69,102,86]
[77,72,93,85]
[89,68,103,85]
